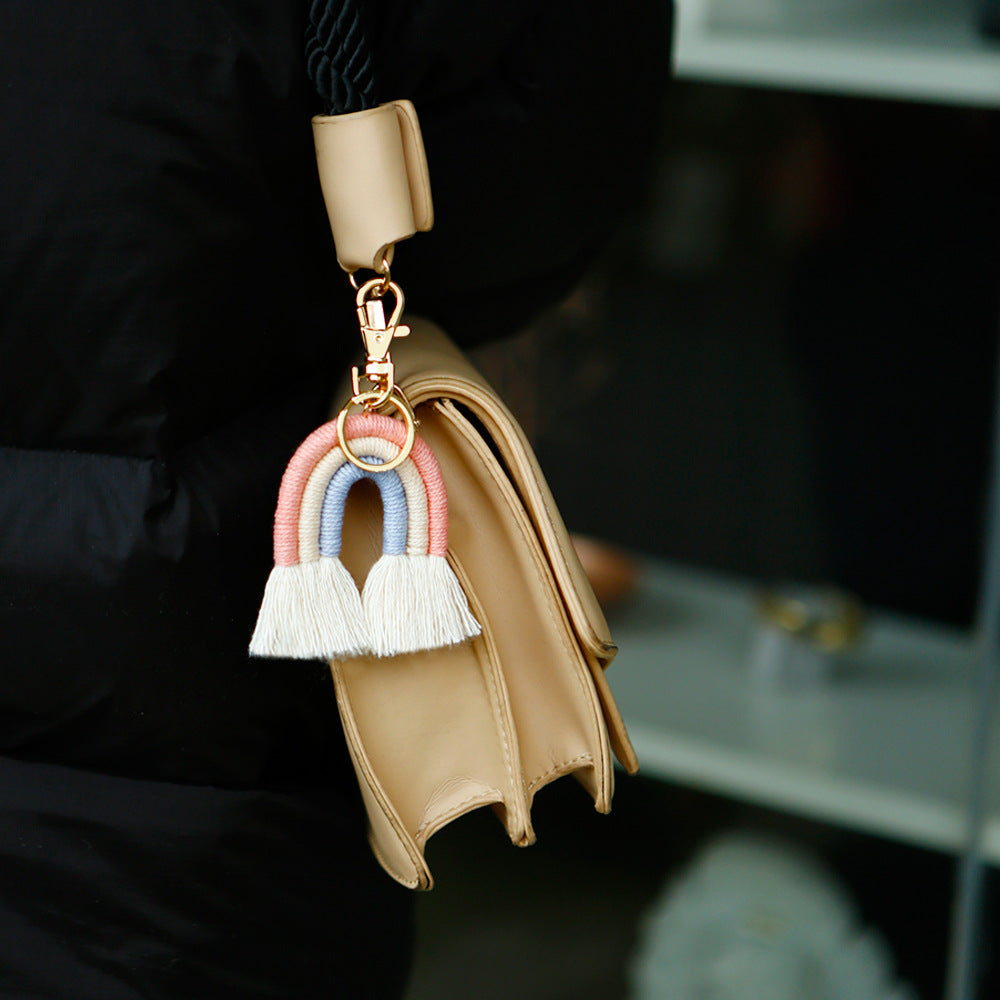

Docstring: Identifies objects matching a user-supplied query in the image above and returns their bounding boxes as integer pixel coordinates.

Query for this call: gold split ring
[336,388,416,472]
[348,252,392,295]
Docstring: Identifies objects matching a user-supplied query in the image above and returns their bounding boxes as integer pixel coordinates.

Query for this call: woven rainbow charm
[249,412,480,660]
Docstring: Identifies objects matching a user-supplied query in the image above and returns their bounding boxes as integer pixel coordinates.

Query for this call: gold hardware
[350,277,410,400]
[338,255,417,471]
[337,387,417,472]
[348,252,392,294]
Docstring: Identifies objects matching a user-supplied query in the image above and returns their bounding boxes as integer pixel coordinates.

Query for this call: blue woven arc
[319,459,408,558]
[305,0,375,115]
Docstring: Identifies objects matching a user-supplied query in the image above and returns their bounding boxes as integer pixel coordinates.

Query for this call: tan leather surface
[391,100,433,232]
[394,320,621,668]
[312,100,433,273]
[429,400,614,802]
[329,317,637,888]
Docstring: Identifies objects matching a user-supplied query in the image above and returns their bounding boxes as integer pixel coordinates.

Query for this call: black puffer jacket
[0,2,668,996]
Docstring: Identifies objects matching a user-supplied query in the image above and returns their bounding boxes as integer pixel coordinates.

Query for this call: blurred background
[404,3,1000,998]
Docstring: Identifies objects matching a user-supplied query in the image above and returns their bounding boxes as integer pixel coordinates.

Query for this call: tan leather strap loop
[312,100,434,273]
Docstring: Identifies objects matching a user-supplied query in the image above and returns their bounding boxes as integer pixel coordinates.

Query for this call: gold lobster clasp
[339,274,417,472]
[351,276,410,402]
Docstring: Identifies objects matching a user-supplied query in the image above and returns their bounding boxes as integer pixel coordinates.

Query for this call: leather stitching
[438,401,612,803]
[330,663,427,886]
[414,791,504,844]
[526,753,594,793]
[448,551,527,835]
[368,832,420,889]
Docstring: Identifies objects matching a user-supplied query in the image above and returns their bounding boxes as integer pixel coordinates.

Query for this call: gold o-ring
[363,379,395,410]
[347,254,392,295]
[375,252,392,293]
[336,390,416,473]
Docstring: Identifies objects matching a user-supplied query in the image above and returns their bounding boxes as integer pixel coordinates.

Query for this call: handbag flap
[389,318,618,669]
[331,317,639,792]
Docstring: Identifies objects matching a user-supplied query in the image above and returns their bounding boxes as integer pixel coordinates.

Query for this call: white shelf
[674,0,1000,107]
[607,559,1000,860]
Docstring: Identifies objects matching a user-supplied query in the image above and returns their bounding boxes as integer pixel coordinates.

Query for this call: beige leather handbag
[331,319,638,888]
[250,98,637,888]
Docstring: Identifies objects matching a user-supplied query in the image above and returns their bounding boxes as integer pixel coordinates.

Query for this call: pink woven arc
[272,412,449,566]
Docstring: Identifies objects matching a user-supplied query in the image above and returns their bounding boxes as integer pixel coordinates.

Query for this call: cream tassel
[249,563,313,659]
[249,559,370,660]
[309,555,371,659]
[363,554,421,657]
[363,554,480,657]
[419,555,482,648]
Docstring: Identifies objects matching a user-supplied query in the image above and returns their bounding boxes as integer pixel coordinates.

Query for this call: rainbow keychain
[249,273,480,661]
